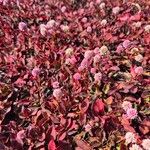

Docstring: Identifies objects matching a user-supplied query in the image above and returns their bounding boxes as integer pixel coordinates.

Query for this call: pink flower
[116,44,124,53]
[129,144,142,150]
[32,67,40,77]
[86,26,92,33]
[94,47,100,54]
[73,73,81,80]
[125,132,137,144]
[142,139,150,150]
[84,124,91,132]
[84,51,93,59]
[61,6,66,12]
[134,66,143,75]
[94,72,102,82]
[18,22,27,31]
[126,108,138,119]
[94,54,101,63]
[123,40,131,48]
[81,58,89,68]
[53,88,62,99]
[122,101,132,111]
[52,81,59,89]
[81,17,88,23]
[90,68,96,74]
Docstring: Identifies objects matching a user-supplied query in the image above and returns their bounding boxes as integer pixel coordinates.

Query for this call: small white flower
[112,6,120,14]
[101,19,107,26]
[40,24,47,36]
[142,139,150,150]
[133,22,142,28]
[135,54,143,62]
[60,25,69,32]
[125,132,137,145]
[122,101,132,111]
[46,20,56,28]
[144,25,150,32]
[65,48,73,56]
[100,45,108,55]
[99,2,105,9]
[129,144,142,150]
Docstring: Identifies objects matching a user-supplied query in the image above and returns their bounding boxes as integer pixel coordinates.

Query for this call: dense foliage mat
[0,0,150,149]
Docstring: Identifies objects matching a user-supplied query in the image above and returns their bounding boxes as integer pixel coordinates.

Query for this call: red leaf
[93,99,105,115]
[48,139,57,150]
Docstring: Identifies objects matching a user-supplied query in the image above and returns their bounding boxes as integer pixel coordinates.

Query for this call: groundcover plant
[0,0,150,149]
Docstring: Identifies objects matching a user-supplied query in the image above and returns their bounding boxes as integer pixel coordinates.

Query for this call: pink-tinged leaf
[93,99,105,115]
[129,14,141,21]
[14,78,26,87]
[144,34,150,44]
[139,126,149,135]
[121,116,130,125]
[130,66,136,78]
[123,124,136,133]
[75,139,92,150]
[104,33,112,41]
[51,126,57,140]
[80,98,90,113]
[76,147,83,150]
[142,120,150,127]
[48,139,57,150]
[57,141,72,150]
[58,131,66,141]
[119,13,130,21]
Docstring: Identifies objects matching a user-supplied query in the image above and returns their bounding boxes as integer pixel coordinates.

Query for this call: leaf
[48,139,57,150]
[123,125,135,133]
[58,131,66,141]
[75,139,92,150]
[80,98,90,113]
[139,126,149,135]
[50,126,57,140]
[93,99,105,115]
[105,96,113,105]
[102,83,110,94]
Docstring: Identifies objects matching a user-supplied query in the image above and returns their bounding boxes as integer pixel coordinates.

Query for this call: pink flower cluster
[122,101,137,119]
